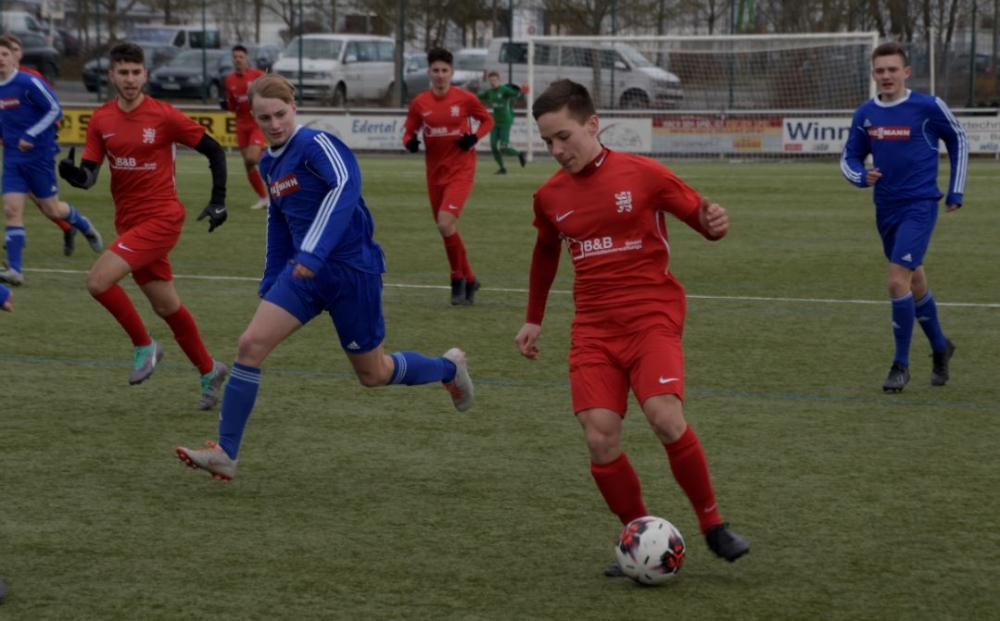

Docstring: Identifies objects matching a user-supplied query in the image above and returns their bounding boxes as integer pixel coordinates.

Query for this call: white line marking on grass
[26,268,1000,308]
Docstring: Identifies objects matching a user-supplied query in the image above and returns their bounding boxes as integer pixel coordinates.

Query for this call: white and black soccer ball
[615,516,686,585]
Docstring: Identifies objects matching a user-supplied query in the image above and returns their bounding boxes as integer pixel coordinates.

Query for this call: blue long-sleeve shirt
[0,69,61,160]
[257,125,385,296]
[841,89,968,207]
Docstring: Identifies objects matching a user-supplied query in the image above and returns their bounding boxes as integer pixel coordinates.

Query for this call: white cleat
[250,197,269,210]
[442,347,474,412]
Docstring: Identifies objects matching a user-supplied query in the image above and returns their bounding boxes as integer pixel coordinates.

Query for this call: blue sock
[388,351,456,385]
[64,204,93,235]
[915,292,948,352]
[217,362,262,459]
[5,226,25,273]
[891,292,915,367]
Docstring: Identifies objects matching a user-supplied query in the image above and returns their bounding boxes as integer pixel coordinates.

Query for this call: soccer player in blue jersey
[0,35,103,286]
[841,42,967,393]
[176,74,475,481]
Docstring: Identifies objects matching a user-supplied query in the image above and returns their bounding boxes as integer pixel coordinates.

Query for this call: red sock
[461,244,475,283]
[47,213,72,232]
[247,167,267,199]
[92,285,149,347]
[664,426,722,533]
[442,233,465,280]
[591,452,649,526]
[163,305,214,374]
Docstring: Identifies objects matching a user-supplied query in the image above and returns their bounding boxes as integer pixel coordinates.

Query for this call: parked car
[402,47,486,101]
[148,49,230,100]
[249,44,282,72]
[82,43,177,92]
[125,25,222,51]
[12,31,59,84]
[56,29,81,57]
[271,34,396,105]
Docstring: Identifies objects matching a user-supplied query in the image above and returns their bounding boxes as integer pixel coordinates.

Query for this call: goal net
[508,32,879,159]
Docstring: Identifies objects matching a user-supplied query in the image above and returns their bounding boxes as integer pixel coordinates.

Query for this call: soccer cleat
[882,362,910,393]
[84,227,103,253]
[705,523,751,562]
[0,266,24,286]
[494,168,507,175]
[176,440,237,481]
[450,278,466,306]
[197,360,230,410]
[603,563,627,578]
[251,197,269,210]
[442,347,474,412]
[463,278,481,305]
[129,341,164,385]
[518,151,527,167]
[930,339,956,387]
[63,227,77,256]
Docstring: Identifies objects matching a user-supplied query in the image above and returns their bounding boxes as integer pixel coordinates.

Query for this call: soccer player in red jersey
[224,45,268,210]
[514,80,750,575]
[58,42,231,409]
[403,47,493,305]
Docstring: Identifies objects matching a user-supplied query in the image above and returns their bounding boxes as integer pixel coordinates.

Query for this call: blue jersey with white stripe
[841,89,967,207]
[257,125,385,295]
[0,69,62,161]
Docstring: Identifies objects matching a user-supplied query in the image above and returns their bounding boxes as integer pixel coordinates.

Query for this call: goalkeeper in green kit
[478,71,528,174]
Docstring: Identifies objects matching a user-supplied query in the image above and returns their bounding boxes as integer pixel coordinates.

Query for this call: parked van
[484,39,683,109]
[0,11,45,37]
[125,25,222,50]
[272,34,395,105]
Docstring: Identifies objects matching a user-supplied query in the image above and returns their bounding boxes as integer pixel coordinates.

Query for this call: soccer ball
[615,516,686,585]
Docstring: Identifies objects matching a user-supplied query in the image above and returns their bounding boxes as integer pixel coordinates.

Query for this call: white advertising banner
[783,115,998,155]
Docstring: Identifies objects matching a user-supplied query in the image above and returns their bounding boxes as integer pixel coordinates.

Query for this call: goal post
[518,32,880,160]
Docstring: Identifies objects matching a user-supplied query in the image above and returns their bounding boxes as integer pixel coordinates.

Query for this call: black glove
[405,136,420,153]
[58,147,87,187]
[197,202,228,233]
[455,133,478,151]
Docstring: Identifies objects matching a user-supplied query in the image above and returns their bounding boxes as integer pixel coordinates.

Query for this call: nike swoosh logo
[117,242,135,252]
[555,211,574,222]
[422,111,433,116]
[658,377,679,385]
[447,204,459,211]
[595,152,608,167]
[102,133,115,139]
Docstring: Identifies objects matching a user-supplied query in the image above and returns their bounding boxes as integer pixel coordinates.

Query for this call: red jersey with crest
[225,67,264,130]
[83,96,206,230]
[403,86,493,185]
[528,149,708,334]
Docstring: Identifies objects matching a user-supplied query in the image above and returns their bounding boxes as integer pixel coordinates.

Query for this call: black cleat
[450,278,466,306]
[463,278,481,305]
[930,339,956,386]
[518,151,527,167]
[494,168,507,175]
[882,362,910,393]
[705,523,751,562]
[63,227,77,256]
[603,563,627,578]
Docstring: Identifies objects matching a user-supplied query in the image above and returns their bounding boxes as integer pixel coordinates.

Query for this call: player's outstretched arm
[58,147,100,189]
[194,134,228,232]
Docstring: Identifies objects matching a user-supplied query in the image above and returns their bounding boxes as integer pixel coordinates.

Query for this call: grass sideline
[1,153,998,620]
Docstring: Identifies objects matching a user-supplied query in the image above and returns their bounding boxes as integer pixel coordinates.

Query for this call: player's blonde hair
[247,73,296,106]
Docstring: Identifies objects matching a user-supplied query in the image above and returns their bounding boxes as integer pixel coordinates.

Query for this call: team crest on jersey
[866,125,910,140]
[450,105,460,116]
[269,173,301,198]
[615,191,633,213]
[142,128,156,144]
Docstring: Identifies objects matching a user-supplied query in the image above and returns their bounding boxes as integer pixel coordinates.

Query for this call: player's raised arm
[194,133,228,232]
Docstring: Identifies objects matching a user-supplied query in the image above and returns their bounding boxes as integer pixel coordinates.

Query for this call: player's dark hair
[3,33,22,48]
[872,41,908,66]
[232,44,248,55]
[248,73,296,105]
[109,42,145,67]
[532,79,596,122]
[427,47,453,66]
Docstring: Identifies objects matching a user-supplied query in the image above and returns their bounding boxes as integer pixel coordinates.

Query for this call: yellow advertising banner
[60,108,239,148]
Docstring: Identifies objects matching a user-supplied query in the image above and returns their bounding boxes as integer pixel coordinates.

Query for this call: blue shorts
[263,261,386,354]
[876,199,939,269]
[2,156,58,198]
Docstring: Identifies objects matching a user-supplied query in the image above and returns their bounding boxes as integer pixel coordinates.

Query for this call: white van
[0,11,45,36]
[272,34,396,105]
[484,39,683,109]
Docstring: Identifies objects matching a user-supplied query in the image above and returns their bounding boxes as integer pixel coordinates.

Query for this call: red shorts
[568,323,685,415]
[110,210,184,286]
[236,124,266,150]
[428,179,473,219]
